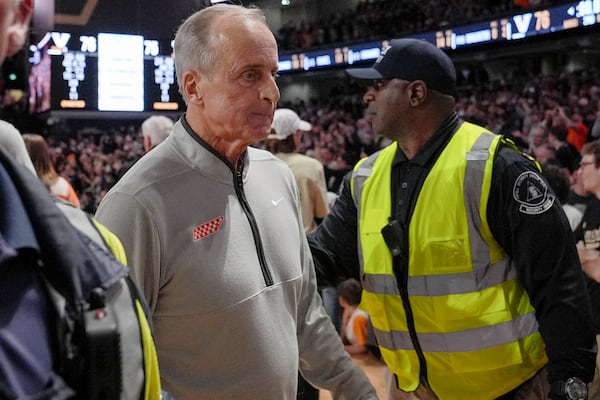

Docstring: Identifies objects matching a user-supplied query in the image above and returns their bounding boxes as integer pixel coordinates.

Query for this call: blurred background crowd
[274,0,554,51]
[1,0,598,213]
[40,66,600,214]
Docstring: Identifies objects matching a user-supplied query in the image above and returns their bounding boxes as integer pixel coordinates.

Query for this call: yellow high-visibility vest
[352,122,547,400]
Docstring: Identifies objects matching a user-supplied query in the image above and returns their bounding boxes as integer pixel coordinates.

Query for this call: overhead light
[281,0,290,5]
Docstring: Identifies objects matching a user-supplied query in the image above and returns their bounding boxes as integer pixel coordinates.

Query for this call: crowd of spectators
[46,125,145,213]
[37,66,600,214]
[1,0,593,213]
[275,0,559,51]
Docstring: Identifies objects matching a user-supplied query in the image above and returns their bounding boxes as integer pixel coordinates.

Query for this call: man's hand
[577,241,600,283]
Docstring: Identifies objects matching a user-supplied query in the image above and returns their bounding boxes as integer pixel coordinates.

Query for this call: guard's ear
[408,80,427,106]
[6,0,33,57]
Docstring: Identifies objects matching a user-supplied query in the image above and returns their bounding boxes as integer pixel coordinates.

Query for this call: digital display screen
[145,39,179,111]
[432,0,600,49]
[97,33,144,112]
[28,31,183,113]
[26,0,599,113]
[48,32,99,110]
[278,0,600,73]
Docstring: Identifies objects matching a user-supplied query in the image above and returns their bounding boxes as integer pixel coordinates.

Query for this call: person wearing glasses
[574,140,600,399]
[308,38,596,400]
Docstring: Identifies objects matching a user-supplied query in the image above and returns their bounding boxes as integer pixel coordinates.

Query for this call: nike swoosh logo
[271,197,284,206]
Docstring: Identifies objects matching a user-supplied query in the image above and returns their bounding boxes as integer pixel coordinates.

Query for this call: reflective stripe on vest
[352,155,384,278]
[352,122,547,399]
[373,311,539,352]
[362,262,517,297]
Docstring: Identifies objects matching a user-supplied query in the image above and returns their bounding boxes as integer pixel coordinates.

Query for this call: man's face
[194,19,280,146]
[533,145,555,164]
[530,127,547,147]
[579,154,600,194]
[363,78,412,140]
[0,0,16,64]
[0,0,32,65]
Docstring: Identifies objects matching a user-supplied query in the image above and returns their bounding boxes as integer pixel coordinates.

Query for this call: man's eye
[373,79,390,91]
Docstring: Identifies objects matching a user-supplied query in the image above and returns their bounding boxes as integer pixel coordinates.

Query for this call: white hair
[173,4,267,100]
[141,115,174,146]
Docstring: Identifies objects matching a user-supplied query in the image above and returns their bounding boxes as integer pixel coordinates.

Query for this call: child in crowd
[338,278,373,356]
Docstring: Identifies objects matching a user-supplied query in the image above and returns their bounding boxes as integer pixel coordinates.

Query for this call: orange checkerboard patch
[193,216,224,241]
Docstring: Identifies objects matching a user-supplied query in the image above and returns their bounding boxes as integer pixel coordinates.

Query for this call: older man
[141,115,174,152]
[96,4,377,400]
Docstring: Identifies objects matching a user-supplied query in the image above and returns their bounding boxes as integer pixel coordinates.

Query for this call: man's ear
[408,80,427,107]
[182,70,204,105]
[143,135,153,153]
[6,0,34,57]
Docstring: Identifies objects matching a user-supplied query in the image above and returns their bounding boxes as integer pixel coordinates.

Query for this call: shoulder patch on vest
[512,171,554,215]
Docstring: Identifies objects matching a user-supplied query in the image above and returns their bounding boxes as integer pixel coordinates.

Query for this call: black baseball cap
[346,38,457,96]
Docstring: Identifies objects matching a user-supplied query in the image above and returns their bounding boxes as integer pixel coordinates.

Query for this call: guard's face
[363,78,413,140]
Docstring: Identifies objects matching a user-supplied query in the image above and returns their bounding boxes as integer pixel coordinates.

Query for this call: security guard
[308,39,596,400]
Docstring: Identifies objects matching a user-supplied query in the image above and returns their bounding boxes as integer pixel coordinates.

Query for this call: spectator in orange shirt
[338,278,370,355]
[23,133,80,207]
[554,106,589,152]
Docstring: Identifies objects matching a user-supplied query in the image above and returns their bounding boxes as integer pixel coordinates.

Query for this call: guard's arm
[308,171,361,287]
[487,144,596,384]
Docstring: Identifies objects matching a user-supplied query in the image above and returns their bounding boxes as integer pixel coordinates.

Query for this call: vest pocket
[362,209,394,275]
[424,237,471,274]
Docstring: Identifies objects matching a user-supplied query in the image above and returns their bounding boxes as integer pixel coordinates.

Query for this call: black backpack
[0,148,164,399]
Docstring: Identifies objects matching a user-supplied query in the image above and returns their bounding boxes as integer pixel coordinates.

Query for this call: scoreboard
[277,0,600,73]
[431,0,600,50]
[29,31,183,113]
[26,0,600,114]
